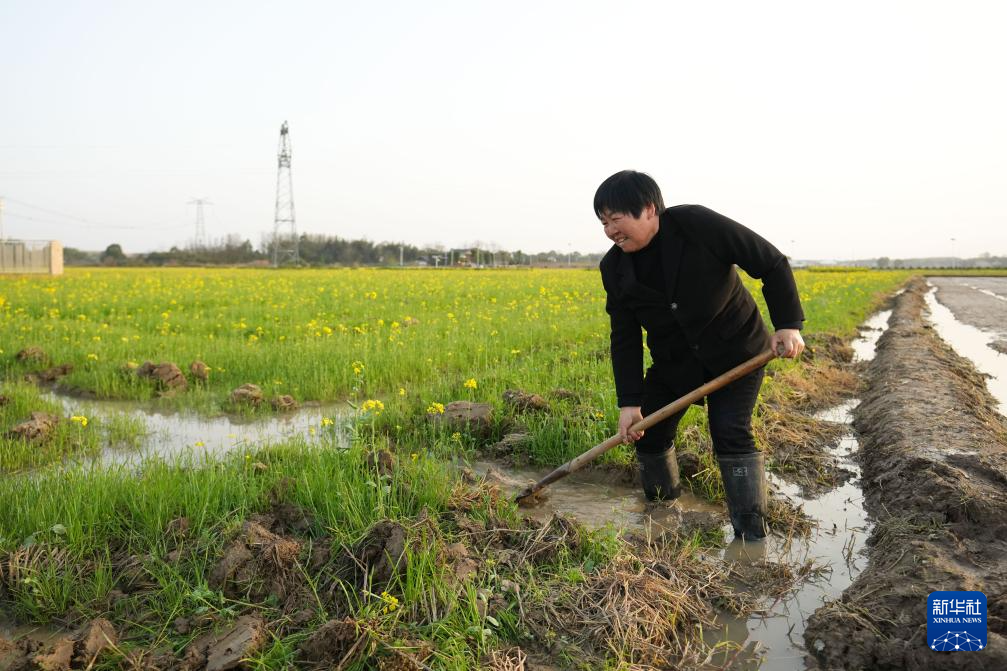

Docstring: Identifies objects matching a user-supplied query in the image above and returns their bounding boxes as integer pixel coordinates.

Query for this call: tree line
[65,234,603,268]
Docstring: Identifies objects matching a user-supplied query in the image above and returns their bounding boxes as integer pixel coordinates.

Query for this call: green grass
[0,381,147,472]
[0,440,619,668]
[0,267,919,668]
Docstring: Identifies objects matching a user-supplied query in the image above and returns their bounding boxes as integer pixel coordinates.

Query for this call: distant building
[0,240,64,275]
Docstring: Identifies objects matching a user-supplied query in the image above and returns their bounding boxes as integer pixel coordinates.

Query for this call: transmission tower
[272,121,298,266]
[188,198,211,248]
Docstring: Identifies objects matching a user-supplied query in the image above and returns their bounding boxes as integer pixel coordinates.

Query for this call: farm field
[5,266,1002,670]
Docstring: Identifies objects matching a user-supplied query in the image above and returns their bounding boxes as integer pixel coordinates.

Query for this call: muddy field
[805,278,1007,669]
[6,270,1007,669]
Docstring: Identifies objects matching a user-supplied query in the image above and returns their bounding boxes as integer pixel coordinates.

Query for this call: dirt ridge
[805,278,1007,670]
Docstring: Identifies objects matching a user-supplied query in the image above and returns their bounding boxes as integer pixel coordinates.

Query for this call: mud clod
[27,619,117,671]
[502,389,550,412]
[432,401,493,435]
[549,388,579,401]
[269,394,298,411]
[365,448,397,477]
[9,411,60,441]
[990,339,1007,355]
[135,361,187,391]
[189,360,210,382]
[210,521,302,602]
[348,520,406,587]
[16,346,48,362]
[25,364,74,384]
[182,614,266,671]
[229,384,263,406]
[443,541,480,585]
[299,618,372,668]
[488,432,532,458]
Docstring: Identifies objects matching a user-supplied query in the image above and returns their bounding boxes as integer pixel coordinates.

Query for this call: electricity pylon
[272,121,298,266]
[188,198,211,248]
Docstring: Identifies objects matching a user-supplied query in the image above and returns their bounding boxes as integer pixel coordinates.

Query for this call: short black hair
[593,170,665,219]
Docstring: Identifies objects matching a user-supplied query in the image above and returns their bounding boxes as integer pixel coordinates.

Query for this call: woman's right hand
[618,406,645,444]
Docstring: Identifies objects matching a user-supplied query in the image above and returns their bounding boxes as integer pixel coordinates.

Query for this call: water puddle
[705,308,888,669]
[469,459,724,531]
[0,619,65,649]
[924,285,1007,415]
[849,311,891,362]
[42,393,352,467]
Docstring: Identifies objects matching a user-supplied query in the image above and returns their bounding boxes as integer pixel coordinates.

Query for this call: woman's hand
[771,328,805,358]
[618,406,645,444]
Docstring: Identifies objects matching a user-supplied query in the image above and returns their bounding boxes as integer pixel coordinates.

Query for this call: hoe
[514,347,780,504]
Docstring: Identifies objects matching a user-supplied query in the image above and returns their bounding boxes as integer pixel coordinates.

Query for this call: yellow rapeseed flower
[463,378,477,389]
[321,417,335,427]
[379,591,399,614]
[70,415,88,428]
[426,402,445,415]
[360,399,385,414]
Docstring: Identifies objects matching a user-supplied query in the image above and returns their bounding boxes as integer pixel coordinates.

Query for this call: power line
[1,196,190,231]
[3,210,189,232]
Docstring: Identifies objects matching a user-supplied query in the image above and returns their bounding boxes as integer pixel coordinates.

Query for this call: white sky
[1,0,1005,260]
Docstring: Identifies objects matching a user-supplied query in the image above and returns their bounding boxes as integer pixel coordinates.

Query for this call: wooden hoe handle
[513,348,778,503]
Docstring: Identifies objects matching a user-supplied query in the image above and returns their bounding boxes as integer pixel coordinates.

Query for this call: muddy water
[704,317,888,669]
[725,403,869,670]
[926,278,1007,415]
[477,311,891,670]
[712,315,891,670]
[471,459,725,531]
[43,393,352,466]
[0,619,64,650]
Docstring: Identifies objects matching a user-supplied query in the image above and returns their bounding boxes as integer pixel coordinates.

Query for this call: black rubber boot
[637,446,682,502]
[717,452,769,540]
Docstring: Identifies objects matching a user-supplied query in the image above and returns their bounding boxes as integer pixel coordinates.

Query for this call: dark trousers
[634,365,765,457]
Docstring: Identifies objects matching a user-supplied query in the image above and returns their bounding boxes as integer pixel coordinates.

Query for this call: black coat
[599,204,804,407]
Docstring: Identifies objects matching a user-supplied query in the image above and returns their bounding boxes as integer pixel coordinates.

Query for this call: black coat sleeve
[680,205,805,329]
[600,263,644,407]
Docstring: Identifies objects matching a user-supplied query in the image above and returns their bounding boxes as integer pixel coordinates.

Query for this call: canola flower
[379,591,399,614]
[426,402,445,415]
[70,415,88,428]
[0,267,909,411]
[321,417,335,427]
[360,399,385,414]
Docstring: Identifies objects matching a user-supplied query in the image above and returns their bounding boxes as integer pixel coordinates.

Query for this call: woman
[596,170,805,540]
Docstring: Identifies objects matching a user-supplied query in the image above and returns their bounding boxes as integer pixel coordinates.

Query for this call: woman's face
[599,204,659,253]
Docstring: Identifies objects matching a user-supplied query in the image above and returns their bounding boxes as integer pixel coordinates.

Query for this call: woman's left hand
[771,329,805,358]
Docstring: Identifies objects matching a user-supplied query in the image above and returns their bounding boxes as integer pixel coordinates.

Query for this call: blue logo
[928,591,986,651]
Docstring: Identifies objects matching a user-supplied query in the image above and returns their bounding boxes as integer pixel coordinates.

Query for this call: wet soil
[804,278,1007,670]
